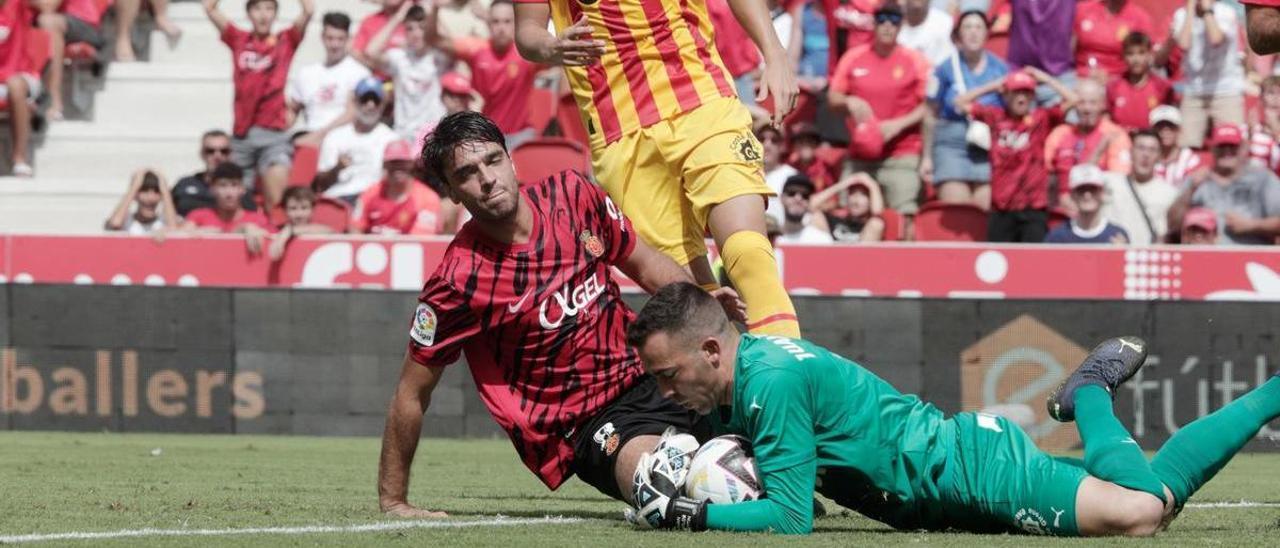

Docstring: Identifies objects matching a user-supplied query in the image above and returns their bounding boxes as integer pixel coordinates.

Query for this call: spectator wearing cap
[1045,164,1130,243]
[956,67,1078,242]
[1044,78,1133,213]
[268,187,335,261]
[352,0,408,68]
[440,72,480,116]
[172,130,259,217]
[776,175,835,244]
[1106,31,1176,132]
[367,1,452,142]
[1170,124,1280,245]
[786,122,843,190]
[351,140,443,235]
[105,169,179,235]
[1171,0,1246,148]
[830,2,931,220]
[1005,0,1075,104]
[35,0,110,121]
[0,0,40,177]
[1180,206,1219,244]
[205,0,314,209]
[182,162,276,255]
[809,172,886,242]
[923,9,1008,210]
[442,0,543,146]
[287,11,372,147]
[1102,129,1179,245]
[313,77,400,201]
[898,0,954,65]
[760,125,800,225]
[1073,0,1154,79]
[1248,75,1280,175]
[1149,105,1203,187]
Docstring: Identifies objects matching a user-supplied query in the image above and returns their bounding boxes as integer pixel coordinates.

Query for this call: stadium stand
[510,136,591,184]
[913,202,989,242]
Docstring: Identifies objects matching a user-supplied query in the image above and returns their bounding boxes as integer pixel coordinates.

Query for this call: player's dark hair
[627,282,730,350]
[421,111,508,185]
[282,186,317,205]
[210,162,244,183]
[406,5,428,23]
[1123,31,1151,51]
[322,12,352,32]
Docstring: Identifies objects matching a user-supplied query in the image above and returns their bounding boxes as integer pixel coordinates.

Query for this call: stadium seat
[311,197,352,233]
[289,145,320,187]
[555,93,590,148]
[880,207,903,241]
[65,43,98,64]
[0,28,52,116]
[526,86,556,135]
[511,137,591,184]
[913,202,989,241]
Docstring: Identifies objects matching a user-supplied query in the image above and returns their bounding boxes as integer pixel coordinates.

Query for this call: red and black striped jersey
[406,170,642,488]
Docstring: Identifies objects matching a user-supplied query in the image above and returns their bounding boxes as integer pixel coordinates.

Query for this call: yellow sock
[720,231,800,337]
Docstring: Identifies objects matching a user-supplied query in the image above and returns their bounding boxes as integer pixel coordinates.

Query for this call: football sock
[1074,385,1168,504]
[719,231,799,337]
[1150,376,1280,507]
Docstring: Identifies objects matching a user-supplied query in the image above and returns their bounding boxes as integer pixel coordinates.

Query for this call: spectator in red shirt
[829,3,930,218]
[204,0,314,209]
[1044,78,1133,212]
[352,0,407,67]
[440,71,479,116]
[1248,75,1280,175]
[444,0,543,146]
[709,0,764,111]
[956,68,1079,242]
[182,162,275,254]
[0,0,38,176]
[113,0,183,62]
[786,121,843,190]
[822,0,881,73]
[35,0,109,121]
[1073,0,1154,79]
[1106,31,1176,132]
[351,140,443,235]
[267,186,335,260]
[1179,206,1219,244]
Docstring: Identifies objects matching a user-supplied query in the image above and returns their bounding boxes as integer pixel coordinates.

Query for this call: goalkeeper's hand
[630,451,708,531]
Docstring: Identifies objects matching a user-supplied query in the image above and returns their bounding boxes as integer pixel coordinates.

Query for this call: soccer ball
[684,435,764,504]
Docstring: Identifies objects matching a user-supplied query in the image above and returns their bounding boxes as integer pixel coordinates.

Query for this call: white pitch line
[0,516,583,544]
[1186,501,1280,509]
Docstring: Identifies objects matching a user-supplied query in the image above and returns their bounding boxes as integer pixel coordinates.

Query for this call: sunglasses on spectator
[784,189,811,198]
[203,147,231,155]
[875,12,903,25]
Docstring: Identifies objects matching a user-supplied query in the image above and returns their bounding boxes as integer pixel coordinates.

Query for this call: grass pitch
[1,432,1278,546]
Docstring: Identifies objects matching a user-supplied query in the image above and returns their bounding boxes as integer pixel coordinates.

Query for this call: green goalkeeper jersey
[705,334,954,534]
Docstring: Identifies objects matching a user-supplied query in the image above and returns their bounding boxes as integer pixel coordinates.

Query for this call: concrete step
[0,189,119,234]
[33,138,203,183]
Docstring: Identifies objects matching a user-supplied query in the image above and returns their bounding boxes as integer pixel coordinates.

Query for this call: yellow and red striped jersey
[516,0,738,148]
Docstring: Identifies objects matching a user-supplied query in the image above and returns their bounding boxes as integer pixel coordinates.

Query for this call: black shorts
[65,16,105,49]
[571,375,713,501]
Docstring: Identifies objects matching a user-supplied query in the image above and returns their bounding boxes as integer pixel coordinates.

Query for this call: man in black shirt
[172,129,259,216]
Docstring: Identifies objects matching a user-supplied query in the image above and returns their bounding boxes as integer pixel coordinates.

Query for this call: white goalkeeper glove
[628,427,705,530]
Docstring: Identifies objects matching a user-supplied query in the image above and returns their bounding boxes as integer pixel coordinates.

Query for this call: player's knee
[1112,494,1164,537]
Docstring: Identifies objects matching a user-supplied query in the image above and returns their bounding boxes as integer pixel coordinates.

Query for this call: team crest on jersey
[1013,508,1050,536]
[580,230,605,258]
[732,135,762,164]
[592,422,618,455]
[409,303,437,346]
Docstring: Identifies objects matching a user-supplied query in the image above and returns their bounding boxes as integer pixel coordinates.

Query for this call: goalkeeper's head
[627,283,736,415]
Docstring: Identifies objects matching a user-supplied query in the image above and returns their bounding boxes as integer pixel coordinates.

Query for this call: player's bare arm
[377,353,449,518]
[727,0,798,126]
[364,0,413,70]
[292,0,315,36]
[202,0,230,33]
[513,5,605,66]
[619,237,747,322]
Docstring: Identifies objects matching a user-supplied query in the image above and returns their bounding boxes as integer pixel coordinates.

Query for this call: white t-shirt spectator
[1172,3,1244,97]
[385,48,451,141]
[764,164,800,224]
[120,210,167,235]
[287,56,372,132]
[1101,172,1179,246]
[772,8,793,54]
[898,9,955,67]
[317,123,400,198]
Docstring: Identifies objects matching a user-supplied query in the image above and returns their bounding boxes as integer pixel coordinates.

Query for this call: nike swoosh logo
[1120,438,1139,445]
[508,291,531,313]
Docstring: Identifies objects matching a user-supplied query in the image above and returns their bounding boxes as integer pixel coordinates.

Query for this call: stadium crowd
[33,0,1273,248]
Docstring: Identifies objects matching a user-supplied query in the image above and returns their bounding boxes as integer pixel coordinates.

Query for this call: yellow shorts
[591,97,772,266]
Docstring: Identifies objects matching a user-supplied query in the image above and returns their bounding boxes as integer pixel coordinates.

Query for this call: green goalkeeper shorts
[935,412,1088,537]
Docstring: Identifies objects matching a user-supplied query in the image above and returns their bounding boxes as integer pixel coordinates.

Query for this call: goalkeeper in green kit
[625,283,1280,536]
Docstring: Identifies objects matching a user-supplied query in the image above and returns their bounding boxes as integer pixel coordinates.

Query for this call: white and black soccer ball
[683,435,764,504]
